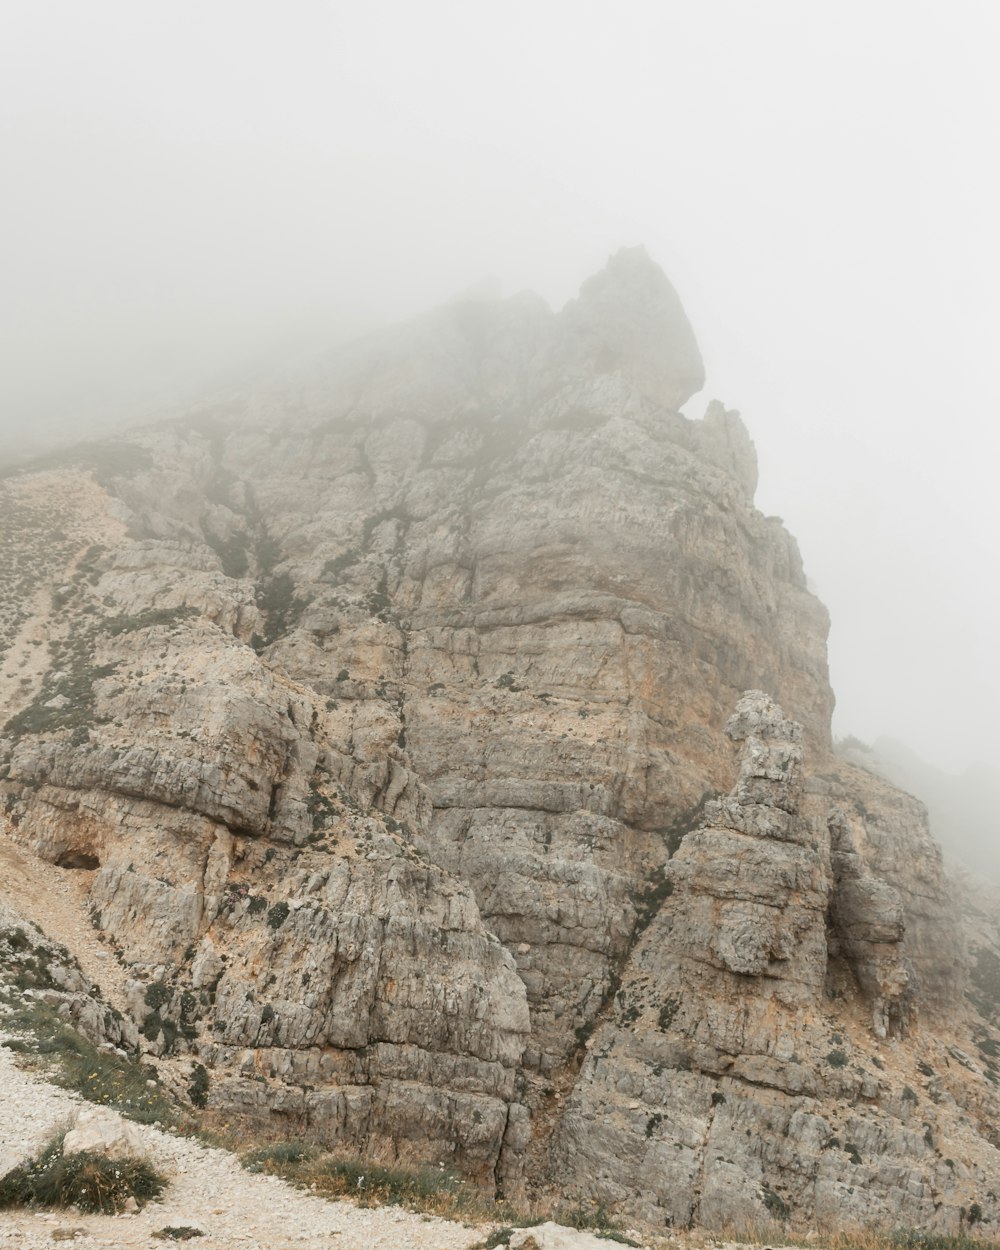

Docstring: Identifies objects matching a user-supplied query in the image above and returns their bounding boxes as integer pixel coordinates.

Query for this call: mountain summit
[559,245,705,409]
[0,253,997,1234]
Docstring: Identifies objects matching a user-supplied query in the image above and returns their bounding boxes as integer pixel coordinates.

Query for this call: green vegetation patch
[0,998,176,1125]
[139,980,200,1055]
[100,606,199,637]
[551,1200,637,1244]
[0,925,61,992]
[254,570,307,649]
[3,604,199,740]
[187,1063,210,1109]
[203,529,250,579]
[243,1141,523,1224]
[761,1184,790,1220]
[245,1144,460,1208]
[266,901,290,930]
[657,791,715,857]
[888,1232,995,1250]
[3,658,118,738]
[657,995,681,1032]
[0,1135,165,1214]
[306,777,340,832]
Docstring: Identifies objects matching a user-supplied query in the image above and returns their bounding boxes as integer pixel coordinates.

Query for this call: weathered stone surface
[62,1106,145,1159]
[508,1223,640,1250]
[0,250,997,1231]
[817,763,965,1023]
[556,244,705,412]
[548,694,998,1231]
[0,901,137,1053]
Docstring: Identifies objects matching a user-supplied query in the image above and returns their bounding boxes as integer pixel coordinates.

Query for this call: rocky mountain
[1,247,998,1234]
[838,735,1000,882]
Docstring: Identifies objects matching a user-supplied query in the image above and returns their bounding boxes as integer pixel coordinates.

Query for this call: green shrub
[761,1184,790,1220]
[306,782,339,831]
[144,981,172,1011]
[266,902,290,930]
[0,1137,165,1214]
[0,1157,35,1207]
[256,572,305,646]
[321,550,359,581]
[634,873,674,937]
[555,1200,634,1241]
[101,606,198,637]
[481,1229,516,1249]
[188,1063,210,1109]
[5,927,31,953]
[3,658,118,737]
[243,1141,318,1170]
[657,995,680,1031]
[141,1008,179,1052]
[204,530,250,579]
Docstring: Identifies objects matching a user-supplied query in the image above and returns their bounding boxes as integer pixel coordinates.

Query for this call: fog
[2,3,998,813]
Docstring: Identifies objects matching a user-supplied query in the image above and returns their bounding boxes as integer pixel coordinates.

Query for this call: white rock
[61,1107,145,1159]
[509,1222,641,1249]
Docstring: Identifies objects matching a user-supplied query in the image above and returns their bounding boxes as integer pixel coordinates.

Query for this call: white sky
[1,0,998,771]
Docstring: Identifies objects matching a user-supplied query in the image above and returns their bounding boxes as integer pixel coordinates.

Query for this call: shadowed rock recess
[1,247,998,1231]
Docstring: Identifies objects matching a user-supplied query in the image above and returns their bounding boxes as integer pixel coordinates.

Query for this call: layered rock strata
[550,693,990,1231]
[0,249,997,1228]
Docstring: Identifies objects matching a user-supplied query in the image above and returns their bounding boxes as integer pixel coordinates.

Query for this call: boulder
[61,1107,146,1159]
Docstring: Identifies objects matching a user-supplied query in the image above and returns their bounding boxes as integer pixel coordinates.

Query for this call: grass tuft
[0,999,176,1124]
[723,1224,1000,1250]
[241,1139,519,1223]
[0,1136,165,1214]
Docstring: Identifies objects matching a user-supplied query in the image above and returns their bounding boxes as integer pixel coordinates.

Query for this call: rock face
[550,693,985,1231]
[0,248,998,1230]
[62,1106,146,1159]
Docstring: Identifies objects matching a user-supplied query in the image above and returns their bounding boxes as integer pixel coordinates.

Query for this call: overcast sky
[2,1,998,773]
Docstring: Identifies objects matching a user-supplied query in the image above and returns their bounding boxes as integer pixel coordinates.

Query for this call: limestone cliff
[0,248,997,1231]
[551,693,980,1231]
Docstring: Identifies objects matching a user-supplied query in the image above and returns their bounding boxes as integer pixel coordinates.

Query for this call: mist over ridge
[5,234,1000,1228]
[1,0,997,806]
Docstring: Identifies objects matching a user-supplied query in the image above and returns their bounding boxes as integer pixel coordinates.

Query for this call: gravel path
[0,1042,486,1250]
[0,836,487,1248]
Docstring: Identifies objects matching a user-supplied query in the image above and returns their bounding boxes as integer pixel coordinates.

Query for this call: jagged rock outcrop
[550,693,988,1231]
[0,901,137,1053]
[0,248,997,1231]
